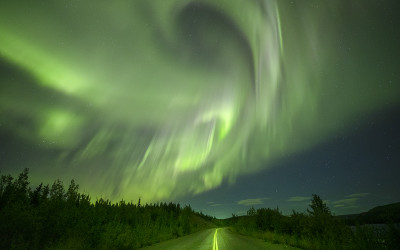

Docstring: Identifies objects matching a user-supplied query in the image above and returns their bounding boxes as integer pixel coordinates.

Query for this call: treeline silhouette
[227,194,400,249]
[0,169,215,249]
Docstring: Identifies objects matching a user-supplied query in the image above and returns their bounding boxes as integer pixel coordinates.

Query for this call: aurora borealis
[1,0,399,218]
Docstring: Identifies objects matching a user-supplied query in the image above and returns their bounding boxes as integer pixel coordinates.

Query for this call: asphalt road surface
[143,228,299,249]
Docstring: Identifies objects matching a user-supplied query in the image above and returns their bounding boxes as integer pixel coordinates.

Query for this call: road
[143,228,298,249]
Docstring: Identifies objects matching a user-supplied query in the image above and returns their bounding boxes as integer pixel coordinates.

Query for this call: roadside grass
[229,223,400,250]
[229,227,308,249]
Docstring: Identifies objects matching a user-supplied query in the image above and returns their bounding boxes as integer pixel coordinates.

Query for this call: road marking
[213,228,219,250]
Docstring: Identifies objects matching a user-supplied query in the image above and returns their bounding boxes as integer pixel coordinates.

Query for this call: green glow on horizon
[0,0,398,203]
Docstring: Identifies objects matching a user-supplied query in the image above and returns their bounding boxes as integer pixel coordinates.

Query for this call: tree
[14,168,30,204]
[307,194,333,239]
[247,207,256,216]
[30,183,43,206]
[50,179,65,201]
[66,179,79,205]
[308,194,331,217]
[256,207,284,232]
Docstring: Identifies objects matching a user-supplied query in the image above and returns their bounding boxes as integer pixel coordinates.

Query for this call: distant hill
[337,202,400,225]
[190,214,216,230]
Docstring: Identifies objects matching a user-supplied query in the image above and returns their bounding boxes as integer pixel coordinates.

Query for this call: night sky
[1,0,399,218]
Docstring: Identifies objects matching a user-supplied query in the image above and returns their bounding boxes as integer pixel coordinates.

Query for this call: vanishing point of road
[143,228,299,250]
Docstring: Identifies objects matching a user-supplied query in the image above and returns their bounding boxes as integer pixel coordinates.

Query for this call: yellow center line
[213,228,219,250]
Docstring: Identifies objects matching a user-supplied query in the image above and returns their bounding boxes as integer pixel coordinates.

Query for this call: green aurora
[0,0,399,203]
